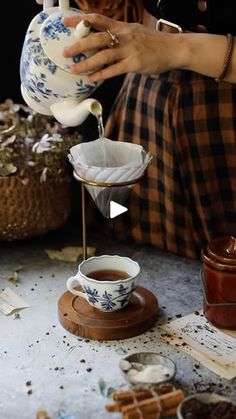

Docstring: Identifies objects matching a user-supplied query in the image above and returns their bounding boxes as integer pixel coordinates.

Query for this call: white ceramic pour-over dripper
[20,0,103,127]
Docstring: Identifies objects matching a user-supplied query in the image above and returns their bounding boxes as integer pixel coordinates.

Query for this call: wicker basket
[0,173,71,241]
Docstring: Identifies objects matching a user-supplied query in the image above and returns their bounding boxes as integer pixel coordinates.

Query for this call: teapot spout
[50,98,103,127]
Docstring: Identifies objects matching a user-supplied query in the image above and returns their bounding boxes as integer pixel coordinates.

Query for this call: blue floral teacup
[66,255,140,312]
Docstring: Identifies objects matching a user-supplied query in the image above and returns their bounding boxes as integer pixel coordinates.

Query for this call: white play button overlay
[110,201,128,219]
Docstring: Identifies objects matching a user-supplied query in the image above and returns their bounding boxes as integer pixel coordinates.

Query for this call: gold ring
[106,29,119,48]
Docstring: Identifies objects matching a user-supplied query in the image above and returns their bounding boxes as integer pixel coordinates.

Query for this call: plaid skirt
[104,70,236,259]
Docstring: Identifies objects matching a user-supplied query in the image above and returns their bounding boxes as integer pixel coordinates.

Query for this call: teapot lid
[40,10,88,73]
[206,235,236,265]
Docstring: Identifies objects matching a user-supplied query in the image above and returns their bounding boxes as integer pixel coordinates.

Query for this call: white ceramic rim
[79,255,140,283]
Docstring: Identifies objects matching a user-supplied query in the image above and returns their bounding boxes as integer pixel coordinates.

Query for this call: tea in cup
[66,255,140,312]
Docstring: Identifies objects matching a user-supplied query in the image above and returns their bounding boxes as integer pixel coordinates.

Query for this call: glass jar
[201,236,236,329]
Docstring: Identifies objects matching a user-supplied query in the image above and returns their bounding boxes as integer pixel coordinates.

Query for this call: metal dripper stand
[73,170,144,260]
[58,169,159,340]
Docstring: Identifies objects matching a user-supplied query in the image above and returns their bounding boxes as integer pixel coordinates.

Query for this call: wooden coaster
[58,286,159,340]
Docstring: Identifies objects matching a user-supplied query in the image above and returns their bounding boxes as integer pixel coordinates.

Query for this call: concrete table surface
[0,230,235,419]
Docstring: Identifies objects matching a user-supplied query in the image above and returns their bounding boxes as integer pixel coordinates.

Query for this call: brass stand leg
[81,183,87,260]
[73,170,144,261]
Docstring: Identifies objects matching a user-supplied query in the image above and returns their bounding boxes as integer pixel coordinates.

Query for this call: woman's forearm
[171,33,236,83]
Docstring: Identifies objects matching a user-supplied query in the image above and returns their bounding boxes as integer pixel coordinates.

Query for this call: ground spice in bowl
[177,393,236,419]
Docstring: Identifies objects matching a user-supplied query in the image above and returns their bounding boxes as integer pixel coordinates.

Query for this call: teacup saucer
[58,286,159,340]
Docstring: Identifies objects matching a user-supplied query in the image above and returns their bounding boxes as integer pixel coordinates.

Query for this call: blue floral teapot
[20,0,102,126]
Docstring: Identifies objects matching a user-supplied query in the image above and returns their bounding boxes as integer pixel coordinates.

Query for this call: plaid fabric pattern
[104,70,236,259]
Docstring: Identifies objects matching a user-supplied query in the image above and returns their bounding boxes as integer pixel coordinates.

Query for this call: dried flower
[0,99,81,179]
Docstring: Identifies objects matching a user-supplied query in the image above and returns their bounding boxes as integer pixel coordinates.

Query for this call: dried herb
[0,99,81,180]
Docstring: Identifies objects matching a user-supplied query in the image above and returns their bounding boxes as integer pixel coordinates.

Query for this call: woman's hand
[63,13,183,82]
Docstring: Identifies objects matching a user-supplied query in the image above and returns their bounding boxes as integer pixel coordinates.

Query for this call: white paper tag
[160,312,236,367]
[0,287,29,315]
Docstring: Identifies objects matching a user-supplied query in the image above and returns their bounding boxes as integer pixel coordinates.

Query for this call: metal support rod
[81,183,87,260]
[73,170,144,262]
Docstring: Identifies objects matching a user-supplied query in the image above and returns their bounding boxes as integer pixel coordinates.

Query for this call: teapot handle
[42,0,70,10]
[59,0,70,10]
[43,0,54,10]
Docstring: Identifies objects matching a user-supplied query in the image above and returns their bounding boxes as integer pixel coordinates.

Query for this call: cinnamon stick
[106,387,173,412]
[122,405,177,419]
[122,389,184,415]
[123,407,177,419]
[121,398,161,417]
[113,384,174,402]
[162,406,178,417]
[113,389,152,402]
[105,402,121,412]
[122,407,161,419]
[158,389,185,410]
[124,414,161,419]
[106,385,184,419]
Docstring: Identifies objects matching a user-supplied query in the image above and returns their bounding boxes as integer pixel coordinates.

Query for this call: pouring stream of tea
[98,113,105,139]
[97,113,107,166]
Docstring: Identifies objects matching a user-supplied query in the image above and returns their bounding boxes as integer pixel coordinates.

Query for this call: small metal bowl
[177,392,232,419]
[119,352,176,386]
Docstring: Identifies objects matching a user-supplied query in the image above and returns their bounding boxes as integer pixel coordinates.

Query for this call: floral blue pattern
[82,282,133,311]
[76,79,96,95]
[84,286,99,304]
[42,15,71,40]
[101,291,116,310]
[72,53,87,64]
[115,284,129,295]
[37,11,49,24]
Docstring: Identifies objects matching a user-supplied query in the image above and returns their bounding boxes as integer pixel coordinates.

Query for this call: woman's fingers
[62,15,164,81]
[86,59,130,82]
[63,31,117,57]
[63,12,122,32]
[62,14,83,27]
[70,47,123,76]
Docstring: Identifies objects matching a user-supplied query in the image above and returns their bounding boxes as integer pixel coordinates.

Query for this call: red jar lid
[203,236,236,267]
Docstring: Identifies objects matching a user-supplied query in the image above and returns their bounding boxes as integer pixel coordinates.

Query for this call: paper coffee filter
[68,138,152,217]
[68,138,152,183]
